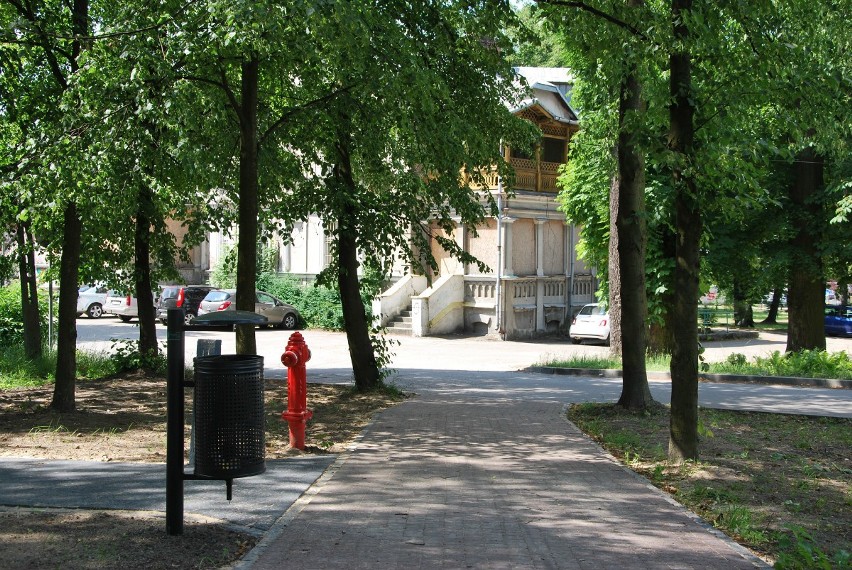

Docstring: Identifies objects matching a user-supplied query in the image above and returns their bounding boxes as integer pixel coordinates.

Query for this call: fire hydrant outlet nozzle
[281,350,298,367]
[280,332,313,450]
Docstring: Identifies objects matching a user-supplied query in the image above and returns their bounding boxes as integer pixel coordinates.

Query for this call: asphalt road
[73,316,852,418]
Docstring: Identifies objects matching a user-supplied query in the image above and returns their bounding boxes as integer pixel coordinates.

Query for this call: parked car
[825,305,852,337]
[156,285,214,325]
[569,303,610,345]
[104,290,138,322]
[76,285,108,318]
[197,289,300,329]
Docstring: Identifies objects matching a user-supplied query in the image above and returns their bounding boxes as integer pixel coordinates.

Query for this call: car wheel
[570,337,581,345]
[281,313,298,330]
[604,334,611,347]
[86,303,103,318]
[184,313,196,326]
[118,316,132,323]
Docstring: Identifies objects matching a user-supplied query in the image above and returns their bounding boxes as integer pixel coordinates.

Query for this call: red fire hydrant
[280,332,313,450]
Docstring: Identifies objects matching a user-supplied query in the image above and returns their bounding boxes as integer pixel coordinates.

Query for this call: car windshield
[204,291,231,302]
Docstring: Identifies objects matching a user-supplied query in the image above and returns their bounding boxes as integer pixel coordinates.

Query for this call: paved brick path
[243,395,766,569]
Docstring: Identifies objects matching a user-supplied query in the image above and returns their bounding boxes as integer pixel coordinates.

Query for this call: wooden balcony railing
[465,159,563,193]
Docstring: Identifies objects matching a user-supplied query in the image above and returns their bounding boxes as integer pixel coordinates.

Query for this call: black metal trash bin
[193,354,266,480]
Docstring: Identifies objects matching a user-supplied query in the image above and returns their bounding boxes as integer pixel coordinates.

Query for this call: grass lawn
[568,403,851,569]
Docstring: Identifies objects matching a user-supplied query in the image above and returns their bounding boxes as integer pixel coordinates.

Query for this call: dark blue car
[825,305,852,337]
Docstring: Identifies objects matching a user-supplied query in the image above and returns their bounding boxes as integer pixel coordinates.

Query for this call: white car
[569,303,610,345]
[76,285,108,318]
[104,290,138,322]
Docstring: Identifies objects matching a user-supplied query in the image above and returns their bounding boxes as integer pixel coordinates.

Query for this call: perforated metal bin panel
[193,355,266,479]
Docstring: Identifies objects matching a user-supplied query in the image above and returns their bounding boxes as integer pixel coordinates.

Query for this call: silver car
[197,289,300,329]
[76,285,108,318]
[104,290,138,322]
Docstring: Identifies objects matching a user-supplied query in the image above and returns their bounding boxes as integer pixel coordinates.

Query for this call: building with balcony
[373,67,598,339]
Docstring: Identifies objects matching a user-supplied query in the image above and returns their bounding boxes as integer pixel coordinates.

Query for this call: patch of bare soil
[0,372,406,569]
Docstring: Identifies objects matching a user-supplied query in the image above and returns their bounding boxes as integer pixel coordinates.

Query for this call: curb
[527,366,852,390]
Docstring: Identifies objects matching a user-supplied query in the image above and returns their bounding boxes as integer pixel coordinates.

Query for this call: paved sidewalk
[0,456,335,535]
[242,394,767,569]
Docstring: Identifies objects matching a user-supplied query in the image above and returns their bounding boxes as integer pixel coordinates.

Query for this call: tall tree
[0,26,43,357]
[285,0,536,390]
[16,222,41,358]
[537,0,655,410]
[666,0,700,462]
[78,1,207,359]
[167,0,334,356]
[2,0,93,411]
[614,10,652,410]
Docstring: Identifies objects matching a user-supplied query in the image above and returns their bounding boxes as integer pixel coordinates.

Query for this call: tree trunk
[786,147,825,352]
[667,0,700,463]
[334,129,381,391]
[615,53,652,411]
[608,173,622,356]
[761,287,782,324]
[17,223,42,359]
[52,202,82,412]
[338,221,381,391]
[648,229,677,356]
[838,282,849,306]
[732,278,753,327]
[134,183,158,361]
[235,57,260,356]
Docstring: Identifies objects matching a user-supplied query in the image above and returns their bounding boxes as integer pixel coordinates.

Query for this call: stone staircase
[385,305,413,335]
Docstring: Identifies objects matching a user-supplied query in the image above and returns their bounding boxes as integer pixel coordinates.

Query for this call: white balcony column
[502,217,515,276]
[281,241,292,273]
[535,218,547,331]
[535,218,547,277]
[200,239,209,271]
[564,222,573,313]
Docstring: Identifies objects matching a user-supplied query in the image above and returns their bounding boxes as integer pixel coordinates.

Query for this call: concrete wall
[543,220,564,275]
[512,219,536,276]
[466,219,497,276]
[373,274,428,327]
[411,274,465,336]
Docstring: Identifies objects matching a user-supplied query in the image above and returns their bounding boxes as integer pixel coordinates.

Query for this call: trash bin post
[166,308,186,536]
[165,309,268,536]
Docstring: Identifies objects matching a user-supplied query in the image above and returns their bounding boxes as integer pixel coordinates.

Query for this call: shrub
[0,281,50,346]
[108,339,167,374]
[209,243,385,331]
[261,272,388,331]
[752,350,852,380]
